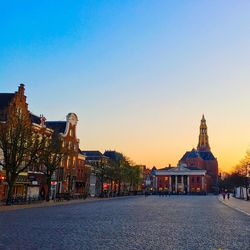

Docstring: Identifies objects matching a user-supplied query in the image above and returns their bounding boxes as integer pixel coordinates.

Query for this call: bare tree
[40,131,66,201]
[234,150,250,200]
[0,108,47,204]
[91,158,109,197]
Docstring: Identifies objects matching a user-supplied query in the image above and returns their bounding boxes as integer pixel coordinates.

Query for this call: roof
[30,113,40,125]
[46,121,66,134]
[179,151,190,162]
[186,166,202,171]
[198,151,216,160]
[186,149,200,159]
[155,165,206,176]
[103,151,123,161]
[0,93,14,110]
[180,149,216,162]
[81,151,103,161]
[158,166,174,171]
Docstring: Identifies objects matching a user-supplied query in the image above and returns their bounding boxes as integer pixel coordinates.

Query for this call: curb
[0,195,139,212]
[217,196,250,217]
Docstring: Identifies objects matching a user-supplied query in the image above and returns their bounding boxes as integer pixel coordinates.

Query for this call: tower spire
[197,114,210,152]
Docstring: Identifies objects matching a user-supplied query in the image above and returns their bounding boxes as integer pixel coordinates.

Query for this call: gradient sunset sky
[1,1,250,172]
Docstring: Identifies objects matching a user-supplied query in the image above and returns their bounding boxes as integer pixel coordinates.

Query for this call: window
[197,177,200,183]
[70,129,73,136]
[191,177,194,183]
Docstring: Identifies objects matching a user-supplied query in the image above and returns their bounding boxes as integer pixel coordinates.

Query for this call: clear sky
[1,1,250,172]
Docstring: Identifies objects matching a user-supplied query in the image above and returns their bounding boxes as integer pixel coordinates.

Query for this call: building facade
[179,115,218,192]
[153,164,207,194]
[0,84,52,200]
[0,84,89,201]
[46,113,82,195]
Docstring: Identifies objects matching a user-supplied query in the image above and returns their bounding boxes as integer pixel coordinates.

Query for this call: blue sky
[1,1,250,171]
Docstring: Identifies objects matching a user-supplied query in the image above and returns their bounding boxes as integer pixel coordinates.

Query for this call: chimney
[18,83,25,95]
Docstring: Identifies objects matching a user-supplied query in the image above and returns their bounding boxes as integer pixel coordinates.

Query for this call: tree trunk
[118,180,121,196]
[46,175,52,202]
[6,173,17,205]
[100,177,104,197]
[6,183,14,205]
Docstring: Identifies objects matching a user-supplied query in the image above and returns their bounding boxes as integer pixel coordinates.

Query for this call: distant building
[81,150,106,197]
[179,115,218,192]
[153,164,207,194]
[153,115,218,194]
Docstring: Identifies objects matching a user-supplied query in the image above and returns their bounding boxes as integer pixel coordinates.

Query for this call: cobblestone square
[0,195,249,250]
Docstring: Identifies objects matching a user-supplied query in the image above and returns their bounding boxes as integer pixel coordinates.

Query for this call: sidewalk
[218,194,250,216]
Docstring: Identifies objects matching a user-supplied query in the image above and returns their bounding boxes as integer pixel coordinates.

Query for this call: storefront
[13,172,29,197]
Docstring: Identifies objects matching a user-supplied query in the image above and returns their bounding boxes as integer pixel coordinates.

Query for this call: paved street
[0,195,249,250]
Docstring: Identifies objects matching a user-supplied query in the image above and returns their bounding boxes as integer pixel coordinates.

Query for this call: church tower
[197,114,210,152]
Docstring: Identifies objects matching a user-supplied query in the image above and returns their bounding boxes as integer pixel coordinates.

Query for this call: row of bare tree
[219,150,250,199]
[0,108,66,204]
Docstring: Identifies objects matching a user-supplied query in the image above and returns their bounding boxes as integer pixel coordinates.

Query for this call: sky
[1,1,250,172]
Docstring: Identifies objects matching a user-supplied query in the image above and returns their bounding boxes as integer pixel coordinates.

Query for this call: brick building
[152,115,218,194]
[46,113,89,196]
[179,115,218,192]
[0,84,52,200]
[0,84,89,201]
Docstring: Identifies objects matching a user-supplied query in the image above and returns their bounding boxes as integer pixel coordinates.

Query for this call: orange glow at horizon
[79,114,250,174]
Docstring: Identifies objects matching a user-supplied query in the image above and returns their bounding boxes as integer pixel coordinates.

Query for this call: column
[202,176,205,192]
[169,176,172,192]
[187,176,190,193]
[175,175,178,193]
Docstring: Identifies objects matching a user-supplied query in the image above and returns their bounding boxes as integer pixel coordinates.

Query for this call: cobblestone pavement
[0,195,249,250]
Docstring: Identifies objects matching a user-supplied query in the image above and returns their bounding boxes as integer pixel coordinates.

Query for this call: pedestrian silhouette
[222,192,226,200]
[227,193,230,200]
